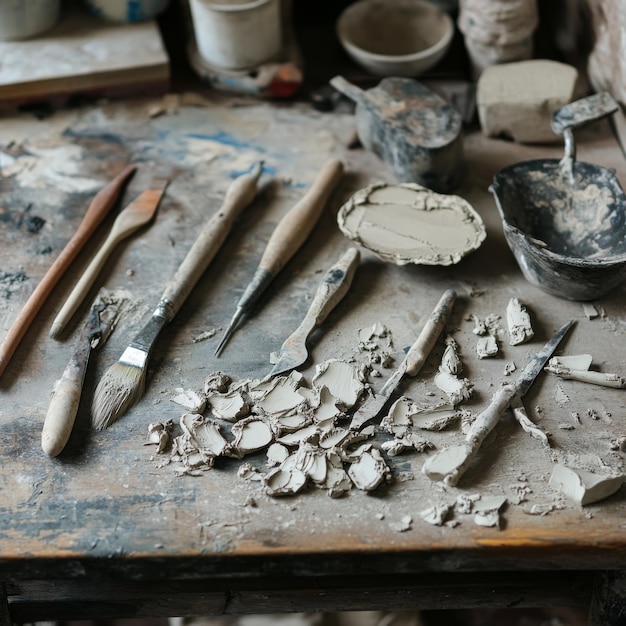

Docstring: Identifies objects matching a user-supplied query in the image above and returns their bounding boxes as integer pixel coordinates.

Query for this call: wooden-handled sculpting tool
[423,319,575,487]
[214,158,344,357]
[268,247,360,378]
[0,164,135,378]
[49,179,168,339]
[349,288,457,431]
[92,163,263,430]
[42,290,122,457]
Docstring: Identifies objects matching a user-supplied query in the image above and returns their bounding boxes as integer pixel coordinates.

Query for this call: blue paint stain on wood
[186,131,265,152]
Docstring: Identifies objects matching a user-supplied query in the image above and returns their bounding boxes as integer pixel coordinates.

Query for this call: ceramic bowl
[336,0,454,77]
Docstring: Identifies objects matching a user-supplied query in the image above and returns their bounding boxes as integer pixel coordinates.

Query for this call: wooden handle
[467,383,518,448]
[41,343,92,457]
[50,187,163,338]
[304,247,360,328]
[160,164,262,318]
[405,288,457,377]
[0,164,135,378]
[258,159,344,277]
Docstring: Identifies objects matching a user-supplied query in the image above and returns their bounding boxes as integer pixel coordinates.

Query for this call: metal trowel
[268,247,360,378]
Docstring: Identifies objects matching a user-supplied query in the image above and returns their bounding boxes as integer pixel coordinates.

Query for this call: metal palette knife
[422,319,575,487]
[269,247,360,378]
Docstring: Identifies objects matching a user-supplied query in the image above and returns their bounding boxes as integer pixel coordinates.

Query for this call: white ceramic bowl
[336,0,454,77]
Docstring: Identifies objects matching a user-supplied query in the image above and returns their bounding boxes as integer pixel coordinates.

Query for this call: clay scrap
[548,464,624,505]
[506,297,534,345]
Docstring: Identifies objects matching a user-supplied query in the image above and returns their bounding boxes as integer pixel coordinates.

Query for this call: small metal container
[490,92,626,301]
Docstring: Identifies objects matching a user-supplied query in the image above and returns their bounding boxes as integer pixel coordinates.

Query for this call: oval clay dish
[337,182,486,266]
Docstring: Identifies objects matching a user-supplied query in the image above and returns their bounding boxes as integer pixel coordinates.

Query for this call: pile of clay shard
[148,358,407,496]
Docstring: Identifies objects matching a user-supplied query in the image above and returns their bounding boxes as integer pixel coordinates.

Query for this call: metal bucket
[490,92,626,301]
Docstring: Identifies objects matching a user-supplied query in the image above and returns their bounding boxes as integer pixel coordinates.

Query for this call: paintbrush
[49,179,168,339]
[42,290,123,457]
[92,163,263,429]
[268,247,360,378]
[214,158,344,357]
[349,288,457,431]
[0,164,135,378]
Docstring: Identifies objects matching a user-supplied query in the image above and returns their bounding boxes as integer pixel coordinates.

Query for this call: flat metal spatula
[269,247,360,378]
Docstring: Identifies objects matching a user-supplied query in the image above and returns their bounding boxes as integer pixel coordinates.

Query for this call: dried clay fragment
[506,297,534,345]
[434,371,473,405]
[264,466,307,497]
[548,464,624,505]
[420,503,453,526]
[473,496,507,529]
[312,359,366,410]
[381,433,434,456]
[231,418,273,457]
[476,334,498,359]
[347,447,391,491]
[206,390,249,422]
[266,442,290,467]
[323,451,352,498]
[145,420,173,453]
[180,413,230,457]
[171,388,206,413]
[204,372,231,394]
[440,335,463,375]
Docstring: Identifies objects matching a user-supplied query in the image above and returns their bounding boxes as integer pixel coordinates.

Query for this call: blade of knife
[423,319,575,486]
[349,288,456,431]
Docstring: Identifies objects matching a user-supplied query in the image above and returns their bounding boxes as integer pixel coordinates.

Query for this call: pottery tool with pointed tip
[92,163,263,430]
[214,158,344,358]
[42,290,123,457]
[349,288,457,431]
[50,178,168,340]
[269,247,360,378]
[423,319,575,487]
[0,164,135,379]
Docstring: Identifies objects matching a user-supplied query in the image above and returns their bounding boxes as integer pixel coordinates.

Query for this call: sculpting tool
[92,163,263,429]
[423,319,575,487]
[50,178,168,339]
[545,364,626,389]
[214,158,344,357]
[349,288,457,431]
[0,164,135,378]
[268,247,360,378]
[42,291,122,457]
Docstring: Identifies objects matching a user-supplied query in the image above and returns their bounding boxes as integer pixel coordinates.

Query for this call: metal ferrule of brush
[119,300,173,368]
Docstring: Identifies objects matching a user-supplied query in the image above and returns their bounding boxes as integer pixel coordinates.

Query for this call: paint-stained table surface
[1,94,625,621]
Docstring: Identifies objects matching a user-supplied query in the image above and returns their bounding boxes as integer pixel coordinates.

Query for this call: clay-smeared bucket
[490,92,626,301]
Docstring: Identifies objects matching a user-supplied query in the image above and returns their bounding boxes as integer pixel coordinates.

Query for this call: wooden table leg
[589,571,626,626]
[1,583,10,626]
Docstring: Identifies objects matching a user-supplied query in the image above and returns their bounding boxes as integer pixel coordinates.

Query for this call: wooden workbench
[0,94,625,624]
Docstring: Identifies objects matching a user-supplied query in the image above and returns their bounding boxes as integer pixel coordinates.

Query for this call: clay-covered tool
[42,290,121,457]
[330,75,464,193]
[349,288,456,431]
[423,319,575,487]
[0,164,135,378]
[491,92,626,301]
[92,164,263,430]
[214,159,344,357]
[50,178,168,339]
[269,247,360,378]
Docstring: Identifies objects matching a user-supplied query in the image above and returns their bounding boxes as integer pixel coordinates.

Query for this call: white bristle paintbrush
[92,163,263,429]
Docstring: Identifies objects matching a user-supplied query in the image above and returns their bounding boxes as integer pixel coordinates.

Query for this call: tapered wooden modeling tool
[423,319,575,487]
[214,158,344,357]
[0,164,135,379]
[349,288,457,431]
[92,163,263,429]
[50,179,168,339]
[42,291,122,457]
[269,247,360,378]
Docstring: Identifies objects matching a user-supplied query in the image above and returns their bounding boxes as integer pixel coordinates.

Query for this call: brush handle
[159,164,262,319]
[50,187,164,338]
[0,164,135,378]
[259,159,343,276]
[42,336,93,457]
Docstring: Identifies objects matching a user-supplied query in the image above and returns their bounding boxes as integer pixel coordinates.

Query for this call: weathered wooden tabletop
[0,94,625,619]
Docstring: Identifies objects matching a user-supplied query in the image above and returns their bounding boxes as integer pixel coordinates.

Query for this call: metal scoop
[490,92,626,301]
